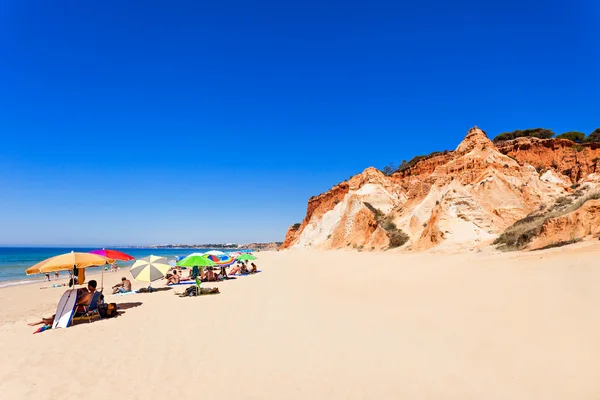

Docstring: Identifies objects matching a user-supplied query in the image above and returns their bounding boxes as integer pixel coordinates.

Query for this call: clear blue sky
[0,0,598,245]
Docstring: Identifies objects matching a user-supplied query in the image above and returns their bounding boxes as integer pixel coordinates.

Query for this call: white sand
[1,245,600,399]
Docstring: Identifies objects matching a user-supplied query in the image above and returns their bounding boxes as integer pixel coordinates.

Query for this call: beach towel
[236,270,262,276]
[110,291,137,297]
[177,286,220,297]
[33,325,51,334]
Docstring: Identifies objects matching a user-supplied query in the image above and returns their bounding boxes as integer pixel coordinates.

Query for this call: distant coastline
[122,242,283,250]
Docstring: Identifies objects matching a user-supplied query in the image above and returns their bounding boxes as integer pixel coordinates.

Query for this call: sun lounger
[72,291,102,323]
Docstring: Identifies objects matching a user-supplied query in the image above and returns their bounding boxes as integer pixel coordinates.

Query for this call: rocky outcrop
[528,199,600,250]
[281,127,600,251]
[496,137,600,183]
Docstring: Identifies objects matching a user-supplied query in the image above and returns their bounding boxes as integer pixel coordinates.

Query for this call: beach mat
[168,281,196,286]
[168,277,238,286]
[110,291,138,297]
[233,270,262,277]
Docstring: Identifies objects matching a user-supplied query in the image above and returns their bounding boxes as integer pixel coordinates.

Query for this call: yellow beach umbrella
[26,251,114,275]
[130,255,170,285]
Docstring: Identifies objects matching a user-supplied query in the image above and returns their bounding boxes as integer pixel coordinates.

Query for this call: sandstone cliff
[282,128,600,251]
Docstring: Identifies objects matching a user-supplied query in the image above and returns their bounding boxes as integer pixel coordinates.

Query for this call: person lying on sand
[112,277,132,294]
[40,283,67,289]
[28,315,55,326]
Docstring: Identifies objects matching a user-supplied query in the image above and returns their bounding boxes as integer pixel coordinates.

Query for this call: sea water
[0,247,224,287]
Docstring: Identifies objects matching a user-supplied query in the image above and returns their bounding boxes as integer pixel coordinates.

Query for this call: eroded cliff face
[496,138,600,183]
[281,128,600,251]
[525,199,600,250]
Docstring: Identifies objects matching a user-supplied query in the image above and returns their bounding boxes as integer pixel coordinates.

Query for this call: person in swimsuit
[28,315,55,326]
[250,263,258,273]
[204,267,220,282]
[166,271,180,285]
[240,263,249,274]
[112,277,132,293]
[228,264,241,275]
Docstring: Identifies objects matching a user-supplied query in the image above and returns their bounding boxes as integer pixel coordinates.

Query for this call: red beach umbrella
[89,249,135,261]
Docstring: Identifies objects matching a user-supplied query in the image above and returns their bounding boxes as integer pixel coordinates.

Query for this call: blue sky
[0,0,598,245]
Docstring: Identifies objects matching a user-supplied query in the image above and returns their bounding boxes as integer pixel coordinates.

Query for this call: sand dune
[1,245,600,399]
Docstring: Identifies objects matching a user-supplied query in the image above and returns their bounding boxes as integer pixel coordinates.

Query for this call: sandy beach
[1,245,600,399]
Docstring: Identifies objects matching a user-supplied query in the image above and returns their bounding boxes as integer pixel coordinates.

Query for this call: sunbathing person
[228,264,241,275]
[204,267,220,282]
[240,263,249,274]
[166,272,180,285]
[112,277,132,294]
[76,280,99,305]
[28,315,55,326]
[250,263,258,273]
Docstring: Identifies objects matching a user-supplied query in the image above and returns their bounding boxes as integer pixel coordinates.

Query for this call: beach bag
[98,303,118,318]
[106,303,118,317]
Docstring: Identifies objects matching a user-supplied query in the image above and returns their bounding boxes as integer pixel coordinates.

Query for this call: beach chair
[72,291,103,323]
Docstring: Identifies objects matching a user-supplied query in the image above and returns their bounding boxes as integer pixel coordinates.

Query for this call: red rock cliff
[281,128,600,251]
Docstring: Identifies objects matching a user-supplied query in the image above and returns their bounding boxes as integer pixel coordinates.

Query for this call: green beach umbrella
[177,255,216,268]
[236,254,257,261]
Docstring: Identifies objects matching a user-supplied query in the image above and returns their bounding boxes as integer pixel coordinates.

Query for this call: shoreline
[0,267,124,289]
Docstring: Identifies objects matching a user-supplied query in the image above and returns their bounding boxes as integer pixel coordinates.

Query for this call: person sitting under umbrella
[166,270,180,285]
[112,277,132,294]
[228,264,241,276]
[203,266,220,282]
[240,263,249,274]
[75,280,101,312]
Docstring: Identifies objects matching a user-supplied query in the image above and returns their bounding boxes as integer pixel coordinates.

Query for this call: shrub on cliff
[388,230,410,248]
[292,223,301,230]
[364,203,409,248]
[584,128,600,143]
[381,163,397,176]
[494,190,600,251]
[493,128,555,142]
[556,131,585,142]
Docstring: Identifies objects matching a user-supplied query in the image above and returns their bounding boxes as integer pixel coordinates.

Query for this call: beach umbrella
[228,251,241,258]
[88,249,134,289]
[182,252,205,259]
[26,252,115,275]
[204,254,234,265]
[130,255,171,285]
[236,254,257,261]
[177,255,216,268]
[204,250,228,256]
[89,249,134,261]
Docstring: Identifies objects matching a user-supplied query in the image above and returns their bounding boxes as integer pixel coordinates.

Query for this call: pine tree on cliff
[584,128,600,143]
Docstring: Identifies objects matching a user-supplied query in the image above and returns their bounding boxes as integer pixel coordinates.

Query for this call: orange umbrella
[25,251,115,275]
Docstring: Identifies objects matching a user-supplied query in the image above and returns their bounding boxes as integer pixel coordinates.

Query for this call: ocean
[0,247,228,287]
